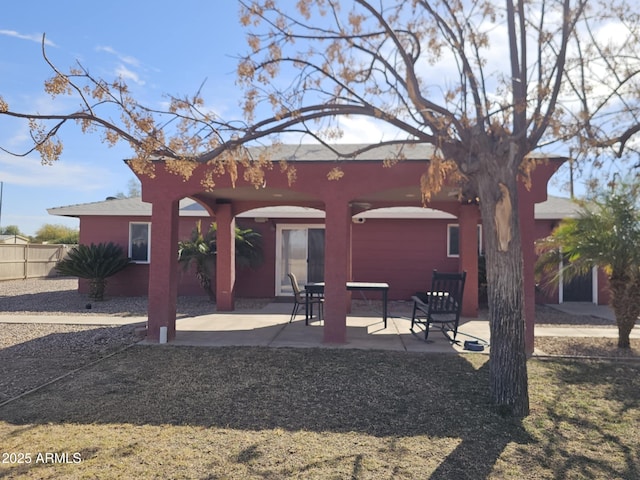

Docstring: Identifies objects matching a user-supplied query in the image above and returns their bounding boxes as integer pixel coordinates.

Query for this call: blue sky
[0,1,250,235]
[0,1,580,236]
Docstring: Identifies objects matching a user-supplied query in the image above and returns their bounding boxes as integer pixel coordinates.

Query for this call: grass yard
[0,346,639,479]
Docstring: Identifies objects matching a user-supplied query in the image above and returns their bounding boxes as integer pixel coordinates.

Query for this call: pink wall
[76,214,460,300]
[533,219,559,304]
[351,219,458,299]
[78,215,150,296]
[78,215,276,297]
[75,211,604,304]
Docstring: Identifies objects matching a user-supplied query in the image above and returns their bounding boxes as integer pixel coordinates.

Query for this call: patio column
[518,185,536,355]
[323,199,352,343]
[215,202,236,311]
[459,203,479,317]
[147,197,180,342]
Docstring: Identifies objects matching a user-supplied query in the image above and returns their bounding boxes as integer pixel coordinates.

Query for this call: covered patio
[153,300,492,353]
[133,144,564,353]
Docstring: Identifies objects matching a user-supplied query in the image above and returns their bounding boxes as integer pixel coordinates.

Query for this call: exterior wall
[533,219,559,305]
[233,218,278,298]
[78,215,151,296]
[596,269,610,305]
[351,218,458,300]
[77,214,289,298]
[74,213,462,300]
[73,209,606,304]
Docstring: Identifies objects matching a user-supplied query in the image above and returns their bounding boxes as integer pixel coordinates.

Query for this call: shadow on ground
[0,340,530,479]
[2,327,639,479]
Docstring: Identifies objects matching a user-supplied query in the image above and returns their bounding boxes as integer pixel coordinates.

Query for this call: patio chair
[411,270,466,342]
[288,273,323,324]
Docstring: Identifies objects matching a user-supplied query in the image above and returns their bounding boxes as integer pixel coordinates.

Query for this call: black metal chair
[411,270,466,342]
[288,273,323,323]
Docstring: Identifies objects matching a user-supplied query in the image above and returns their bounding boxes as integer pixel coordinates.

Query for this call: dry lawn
[0,344,638,479]
[1,282,638,478]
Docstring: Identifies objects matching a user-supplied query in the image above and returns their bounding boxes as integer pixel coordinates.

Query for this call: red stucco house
[48,144,602,350]
[49,193,603,302]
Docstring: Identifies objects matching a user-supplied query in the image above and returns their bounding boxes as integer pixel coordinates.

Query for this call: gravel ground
[0,277,638,404]
[0,276,272,317]
[0,277,270,403]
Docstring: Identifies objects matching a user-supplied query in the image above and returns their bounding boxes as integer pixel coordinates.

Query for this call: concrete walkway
[1,301,636,354]
[547,302,616,322]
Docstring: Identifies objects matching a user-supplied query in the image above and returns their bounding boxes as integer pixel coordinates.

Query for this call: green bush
[178,221,263,301]
[56,242,131,300]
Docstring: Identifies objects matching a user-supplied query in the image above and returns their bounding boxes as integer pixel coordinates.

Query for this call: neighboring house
[0,234,30,244]
[48,193,604,305]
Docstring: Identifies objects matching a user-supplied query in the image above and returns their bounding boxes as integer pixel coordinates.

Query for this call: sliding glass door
[276,225,325,295]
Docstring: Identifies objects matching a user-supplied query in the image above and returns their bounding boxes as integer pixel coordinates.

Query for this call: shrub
[56,242,131,300]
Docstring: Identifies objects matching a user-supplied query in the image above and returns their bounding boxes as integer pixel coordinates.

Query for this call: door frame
[558,264,598,304]
[275,223,326,296]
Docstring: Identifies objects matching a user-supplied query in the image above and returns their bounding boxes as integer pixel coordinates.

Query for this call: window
[129,222,151,263]
[447,224,483,257]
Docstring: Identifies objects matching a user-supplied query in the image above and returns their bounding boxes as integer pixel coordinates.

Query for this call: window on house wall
[129,222,151,263]
[447,224,483,257]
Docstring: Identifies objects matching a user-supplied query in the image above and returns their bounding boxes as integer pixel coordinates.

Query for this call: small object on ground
[85,303,92,309]
[463,340,484,351]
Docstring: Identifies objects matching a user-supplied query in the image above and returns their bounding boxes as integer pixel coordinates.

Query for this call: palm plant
[178,221,263,301]
[178,220,217,301]
[536,183,640,348]
[234,225,264,269]
[56,242,131,300]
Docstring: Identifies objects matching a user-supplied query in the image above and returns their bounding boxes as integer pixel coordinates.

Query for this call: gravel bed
[0,277,271,403]
[0,277,270,317]
[0,323,141,403]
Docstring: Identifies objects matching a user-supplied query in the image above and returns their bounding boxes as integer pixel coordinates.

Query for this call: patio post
[459,203,479,317]
[322,199,351,343]
[518,185,536,355]
[147,197,180,342]
[215,202,236,311]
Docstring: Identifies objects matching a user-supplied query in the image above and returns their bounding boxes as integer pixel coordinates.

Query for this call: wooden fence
[0,244,70,281]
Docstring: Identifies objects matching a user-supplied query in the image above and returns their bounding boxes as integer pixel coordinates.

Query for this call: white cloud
[96,45,141,67]
[95,45,145,86]
[0,29,56,46]
[115,64,145,86]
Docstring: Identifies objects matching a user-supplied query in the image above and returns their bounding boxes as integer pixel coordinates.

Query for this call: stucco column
[215,202,236,311]
[518,186,536,355]
[147,197,180,342]
[459,203,479,317]
[323,199,352,343]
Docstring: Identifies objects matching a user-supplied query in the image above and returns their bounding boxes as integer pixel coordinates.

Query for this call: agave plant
[56,242,131,300]
[178,220,263,301]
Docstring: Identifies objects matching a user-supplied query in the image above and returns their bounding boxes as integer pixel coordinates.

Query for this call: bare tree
[2,0,640,416]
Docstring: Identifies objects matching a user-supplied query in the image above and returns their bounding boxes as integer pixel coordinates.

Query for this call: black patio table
[304,282,390,328]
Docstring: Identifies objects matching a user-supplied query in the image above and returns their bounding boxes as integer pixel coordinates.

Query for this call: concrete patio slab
[3,302,635,352]
[166,306,492,354]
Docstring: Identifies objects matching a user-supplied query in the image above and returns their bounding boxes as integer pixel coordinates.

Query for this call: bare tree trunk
[477,171,530,417]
